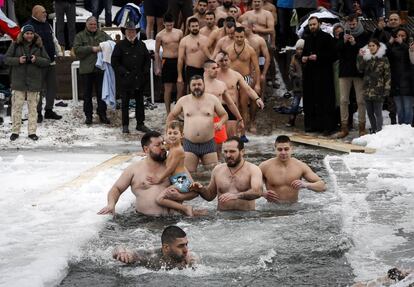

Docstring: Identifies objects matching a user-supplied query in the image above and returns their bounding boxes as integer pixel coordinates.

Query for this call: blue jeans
[92,0,112,27]
[394,96,414,125]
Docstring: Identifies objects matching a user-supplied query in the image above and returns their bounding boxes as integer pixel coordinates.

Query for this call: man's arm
[177,38,186,83]
[222,90,243,122]
[237,72,264,109]
[213,95,228,130]
[192,168,218,201]
[112,247,155,266]
[97,166,134,214]
[166,97,184,125]
[252,12,274,35]
[291,162,326,192]
[154,33,162,75]
[239,165,263,200]
[249,46,261,94]
[259,38,271,81]
[212,38,224,59]
[147,149,184,184]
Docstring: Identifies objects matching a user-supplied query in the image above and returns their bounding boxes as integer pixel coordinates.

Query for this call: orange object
[214,116,227,144]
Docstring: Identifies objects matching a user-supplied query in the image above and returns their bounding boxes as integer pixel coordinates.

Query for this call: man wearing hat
[111,21,152,134]
[73,16,112,125]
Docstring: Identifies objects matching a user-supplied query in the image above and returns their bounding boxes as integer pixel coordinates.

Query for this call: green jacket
[73,29,112,74]
[4,32,51,92]
[357,43,391,102]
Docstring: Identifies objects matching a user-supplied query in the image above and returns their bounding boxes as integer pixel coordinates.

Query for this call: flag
[0,9,20,40]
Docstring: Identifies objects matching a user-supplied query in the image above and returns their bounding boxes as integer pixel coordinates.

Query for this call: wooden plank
[56,153,134,191]
[290,134,376,154]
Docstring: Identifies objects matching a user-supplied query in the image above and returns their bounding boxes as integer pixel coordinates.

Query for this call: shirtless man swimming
[225,26,260,139]
[216,51,263,138]
[192,136,263,211]
[155,13,183,114]
[112,226,196,270]
[200,11,218,37]
[167,75,228,172]
[204,59,244,157]
[98,131,197,216]
[259,135,326,203]
[177,18,211,97]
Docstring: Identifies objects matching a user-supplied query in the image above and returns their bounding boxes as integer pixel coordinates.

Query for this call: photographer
[4,25,50,141]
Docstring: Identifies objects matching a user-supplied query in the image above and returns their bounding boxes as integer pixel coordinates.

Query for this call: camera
[345,30,351,35]
[25,54,32,64]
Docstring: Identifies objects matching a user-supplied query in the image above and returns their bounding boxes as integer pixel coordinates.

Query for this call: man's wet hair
[163,13,174,23]
[308,16,320,23]
[225,136,244,150]
[275,135,291,144]
[204,59,217,67]
[218,50,229,58]
[167,120,183,133]
[189,74,204,84]
[141,131,162,149]
[206,11,215,18]
[217,18,226,27]
[161,226,187,244]
[188,17,199,25]
[388,268,406,281]
[225,16,236,24]
[235,26,245,33]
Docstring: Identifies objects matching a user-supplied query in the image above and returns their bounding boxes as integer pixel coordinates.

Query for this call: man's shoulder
[259,158,274,169]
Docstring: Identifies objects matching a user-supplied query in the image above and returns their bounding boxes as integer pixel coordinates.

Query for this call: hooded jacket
[356,43,391,101]
[4,32,51,92]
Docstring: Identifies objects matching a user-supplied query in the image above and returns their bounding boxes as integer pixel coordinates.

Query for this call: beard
[191,88,204,97]
[226,154,242,167]
[149,150,167,162]
[190,29,199,35]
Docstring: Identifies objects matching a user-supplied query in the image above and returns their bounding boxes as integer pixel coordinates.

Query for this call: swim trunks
[243,74,253,86]
[259,56,265,66]
[183,138,216,157]
[223,104,237,121]
[161,58,178,83]
[169,172,192,193]
[185,66,204,84]
[144,0,168,17]
[213,116,228,144]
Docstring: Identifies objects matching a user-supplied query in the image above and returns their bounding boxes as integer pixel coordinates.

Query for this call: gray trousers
[37,65,57,113]
[365,100,383,132]
[55,1,76,48]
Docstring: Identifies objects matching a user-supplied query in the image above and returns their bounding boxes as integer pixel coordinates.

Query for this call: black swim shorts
[144,0,168,17]
[183,138,216,157]
[223,104,237,121]
[185,66,204,84]
[161,58,178,83]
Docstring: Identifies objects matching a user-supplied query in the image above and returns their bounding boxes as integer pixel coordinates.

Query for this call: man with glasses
[259,135,326,203]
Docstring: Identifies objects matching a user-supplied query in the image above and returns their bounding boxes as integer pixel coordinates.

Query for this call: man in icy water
[191,136,263,211]
[112,225,197,269]
[98,131,197,216]
[259,135,326,203]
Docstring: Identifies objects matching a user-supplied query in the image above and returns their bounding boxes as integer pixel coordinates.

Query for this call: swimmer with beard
[167,75,228,172]
[98,131,196,216]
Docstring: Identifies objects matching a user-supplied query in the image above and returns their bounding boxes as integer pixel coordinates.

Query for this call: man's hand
[218,193,239,203]
[395,36,403,44]
[19,56,26,64]
[359,48,366,56]
[112,247,136,264]
[164,187,186,201]
[236,119,245,131]
[30,55,36,63]
[146,175,160,185]
[97,204,115,215]
[302,56,308,63]
[255,98,264,109]
[189,182,204,193]
[349,35,356,45]
[254,84,261,95]
[308,54,317,61]
[214,121,223,131]
[291,180,308,190]
[260,73,266,83]
[92,46,101,53]
[262,190,280,203]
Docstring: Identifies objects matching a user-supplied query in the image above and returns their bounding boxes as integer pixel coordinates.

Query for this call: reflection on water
[60,139,356,286]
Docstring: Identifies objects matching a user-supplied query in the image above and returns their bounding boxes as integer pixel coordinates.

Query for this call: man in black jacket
[335,14,370,138]
[26,5,62,123]
[112,21,152,134]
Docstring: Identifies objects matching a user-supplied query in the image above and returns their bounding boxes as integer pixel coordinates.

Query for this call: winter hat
[121,21,141,34]
[21,25,34,34]
[295,39,305,49]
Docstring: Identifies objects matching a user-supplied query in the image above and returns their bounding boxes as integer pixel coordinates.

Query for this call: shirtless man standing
[207,0,227,23]
[166,75,228,172]
[216,51,264,138]
[259,135,326,203]
[98,131,197,216]
[177,18,211,97]
[185,0,208,33]
[212,21,236,59]
[155,13,183,114]
[218,0,241,17]
[112,226,196,270]
[225,26,260,139]
[204,59,244,157]
[200,12,218,37]
[207,16,237,52]
[192,136,263,211]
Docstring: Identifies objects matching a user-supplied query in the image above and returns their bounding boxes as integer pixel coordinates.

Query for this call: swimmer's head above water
[388,268,407,281]
[274,135,292,162]
[161,226,189,262]
[141,131,167,162]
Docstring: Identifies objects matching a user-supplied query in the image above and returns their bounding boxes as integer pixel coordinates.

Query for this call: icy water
[59,139,356,287]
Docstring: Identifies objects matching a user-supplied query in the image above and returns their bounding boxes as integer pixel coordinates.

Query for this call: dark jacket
[289,53,303,94]
[357,43,391,102]
[25,17,56,62]
[386,39,412,97]
[336,30,370,77]
[111,37,151,93]
[73,29,112,74]
[4,32,51,92]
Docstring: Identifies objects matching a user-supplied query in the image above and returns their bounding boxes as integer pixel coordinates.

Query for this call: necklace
[228,160,245,181]
[234,42,245,59]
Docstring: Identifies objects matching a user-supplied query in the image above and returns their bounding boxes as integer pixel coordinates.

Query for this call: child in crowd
[147,120,194,216]
[357,39,391,133]
[286,39,304,127]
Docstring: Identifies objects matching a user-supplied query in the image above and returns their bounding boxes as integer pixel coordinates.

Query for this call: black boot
[122,125,129,133]
[136,123,151,133]
[10,133,19,141]
[28,134,39,141]
[99,114,110,124]
[37,113,43,123]
[44,109,62,120]
[85,116,93,125]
